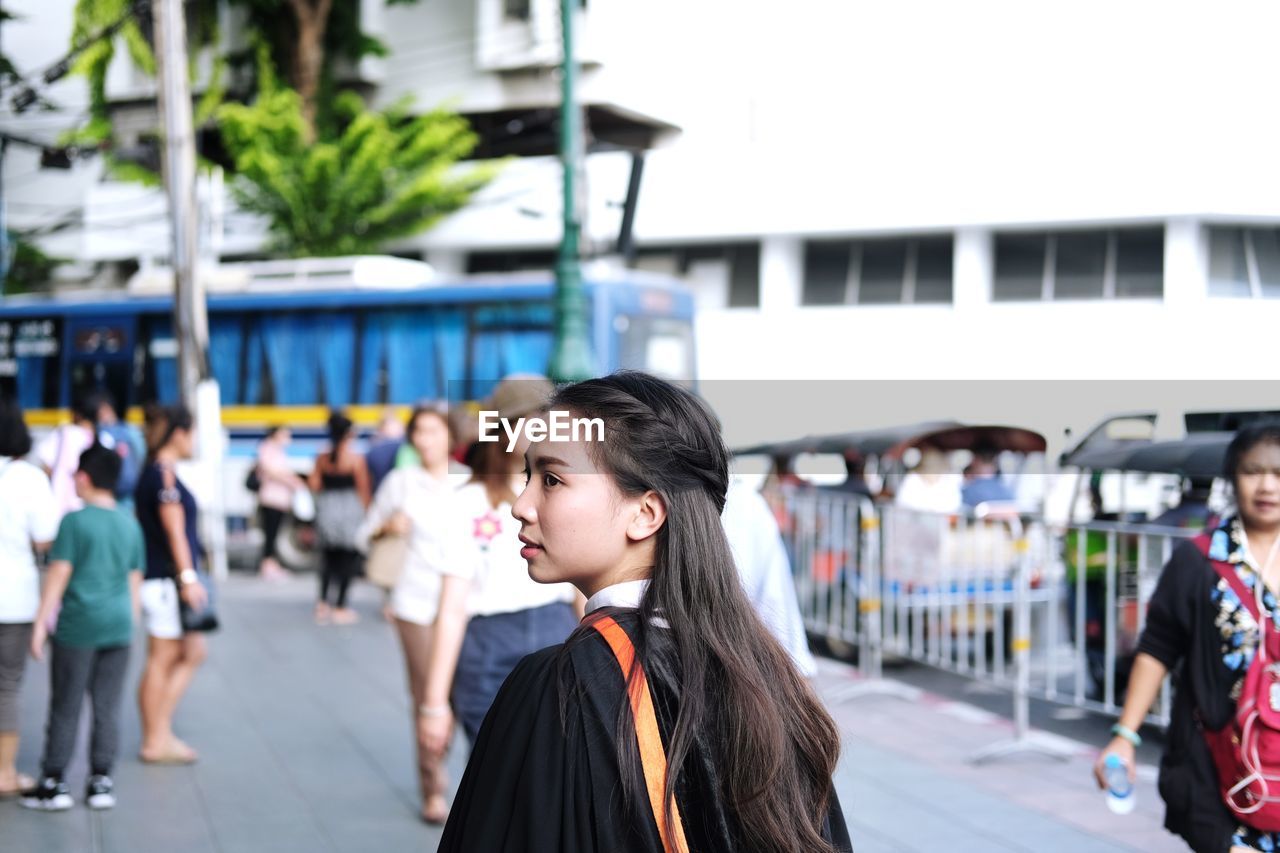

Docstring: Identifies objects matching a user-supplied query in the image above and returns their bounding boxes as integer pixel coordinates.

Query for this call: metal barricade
[779,488,879,679]
[777,485,1192,749]
[1035,520,1192,727]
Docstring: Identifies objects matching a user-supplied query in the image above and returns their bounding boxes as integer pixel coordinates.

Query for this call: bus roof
[733,421,1047,459]
[0,271,693,318]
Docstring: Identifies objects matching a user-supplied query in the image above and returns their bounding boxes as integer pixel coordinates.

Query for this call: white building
[6,0,1280,413]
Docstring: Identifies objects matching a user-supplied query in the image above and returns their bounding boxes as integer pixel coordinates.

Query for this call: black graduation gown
[438,613,853,852]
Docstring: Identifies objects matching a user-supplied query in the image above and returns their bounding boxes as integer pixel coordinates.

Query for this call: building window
[1114,229,1164,298]
[466,250,558,273]
[633,242,761,308]
[992,228,1163,301]
[503,0,531,20]
[1208,226,1280,298]
[801,237,954,306]
[726,245,760,307]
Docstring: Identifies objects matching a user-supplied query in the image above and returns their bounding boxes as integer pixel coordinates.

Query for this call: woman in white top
[432,434,580,746]
[356,404,472,825]
[0,399,59,796]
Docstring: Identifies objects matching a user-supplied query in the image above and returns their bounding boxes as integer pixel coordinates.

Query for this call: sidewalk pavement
[2,573,1188,852]
[817,658,1185,853]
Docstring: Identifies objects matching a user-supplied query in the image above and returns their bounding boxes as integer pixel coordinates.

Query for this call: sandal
[0,772,35,798]
[139,746,198,765]
[420,795,449,825]
[331,608,360,626]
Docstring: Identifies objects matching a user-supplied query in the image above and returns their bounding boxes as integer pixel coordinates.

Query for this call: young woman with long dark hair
[439,372,850,853]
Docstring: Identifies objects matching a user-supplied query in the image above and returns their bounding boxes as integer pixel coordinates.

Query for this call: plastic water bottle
[1103,753,1136,814]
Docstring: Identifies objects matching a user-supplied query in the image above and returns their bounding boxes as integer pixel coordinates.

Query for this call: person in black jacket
[1095,421,1280,853]
[439,372,851,853]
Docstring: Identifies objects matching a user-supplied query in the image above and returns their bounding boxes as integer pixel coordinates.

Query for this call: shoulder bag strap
[591,615,689,853]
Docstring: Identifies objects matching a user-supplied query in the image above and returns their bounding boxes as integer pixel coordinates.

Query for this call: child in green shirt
[21,443,143,812]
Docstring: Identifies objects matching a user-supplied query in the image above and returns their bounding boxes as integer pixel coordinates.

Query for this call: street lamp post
[548,0,595,383]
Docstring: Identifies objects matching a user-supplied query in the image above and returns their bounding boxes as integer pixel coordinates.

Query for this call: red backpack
[1194,533,1280,830]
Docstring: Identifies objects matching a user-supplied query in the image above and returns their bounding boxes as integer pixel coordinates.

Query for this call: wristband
[418,704,450,718]
[177,569,198,586]
[1111,723,1142,747]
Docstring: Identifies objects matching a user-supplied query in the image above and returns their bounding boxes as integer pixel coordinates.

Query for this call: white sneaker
[86,775,116,810]
[20,776,73,811]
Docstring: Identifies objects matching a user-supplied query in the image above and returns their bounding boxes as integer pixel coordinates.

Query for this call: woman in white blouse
[413,379,582,786]
[356,404,471,825]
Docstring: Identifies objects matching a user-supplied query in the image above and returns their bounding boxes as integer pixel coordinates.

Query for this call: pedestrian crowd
[0,393,210,811]
[0,372,836,853]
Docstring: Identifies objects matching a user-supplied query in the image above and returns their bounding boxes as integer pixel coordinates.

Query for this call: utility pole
[0,136,9,294]
[548,0,595,383]
[153,0,207,402]
[1,7,9,292]
[154,0,227,580]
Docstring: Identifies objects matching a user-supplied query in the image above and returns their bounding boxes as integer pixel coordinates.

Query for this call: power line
[6,0,150,113]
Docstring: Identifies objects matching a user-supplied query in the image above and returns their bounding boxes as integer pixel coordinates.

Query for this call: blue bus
[0,266,696,431]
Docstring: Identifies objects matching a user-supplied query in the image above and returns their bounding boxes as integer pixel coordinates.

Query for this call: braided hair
[551,372,841,853]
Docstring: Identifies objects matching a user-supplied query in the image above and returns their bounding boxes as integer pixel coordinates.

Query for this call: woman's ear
[625,490,667,543]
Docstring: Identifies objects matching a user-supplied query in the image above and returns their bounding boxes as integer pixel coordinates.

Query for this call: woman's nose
[511,488,535,523]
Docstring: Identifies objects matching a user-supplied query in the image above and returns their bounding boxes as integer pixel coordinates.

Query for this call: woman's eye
[542,473,560,488]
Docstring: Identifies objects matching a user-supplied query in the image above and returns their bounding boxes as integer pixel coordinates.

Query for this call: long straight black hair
[552,372,841,853]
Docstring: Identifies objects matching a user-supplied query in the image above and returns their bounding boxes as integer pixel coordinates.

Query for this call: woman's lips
[519,535,542,559]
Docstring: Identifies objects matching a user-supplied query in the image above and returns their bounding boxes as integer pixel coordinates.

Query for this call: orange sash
[591,616,690,853]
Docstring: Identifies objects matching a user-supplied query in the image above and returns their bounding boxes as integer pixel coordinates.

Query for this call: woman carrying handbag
[133,404,213,766]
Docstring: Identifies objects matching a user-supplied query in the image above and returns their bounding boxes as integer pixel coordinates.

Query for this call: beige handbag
[365,534,408,589]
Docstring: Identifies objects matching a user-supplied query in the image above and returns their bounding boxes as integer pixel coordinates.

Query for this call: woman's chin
[526,562,557,585]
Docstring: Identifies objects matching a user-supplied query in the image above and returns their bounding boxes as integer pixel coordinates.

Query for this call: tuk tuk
[1055,431,1230,708]
[735,421,1049,670]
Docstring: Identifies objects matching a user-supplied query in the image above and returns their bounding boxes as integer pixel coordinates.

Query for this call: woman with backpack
[1096,421,1280,853]
[438,372,850,853]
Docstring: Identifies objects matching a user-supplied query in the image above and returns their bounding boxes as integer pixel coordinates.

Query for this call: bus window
[0,318,62,408]
[209,314,248,405]
[255,312,355,405]
[469,302,555,400]
[140,316,180,404]
[357,308,467,403]
[66,318,136,412]
[615,315,694,380]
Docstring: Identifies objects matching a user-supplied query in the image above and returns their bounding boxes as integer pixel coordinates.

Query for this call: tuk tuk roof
[732,421,1047,459]
[1058,413,1157,468]
[1066,431,1232,480]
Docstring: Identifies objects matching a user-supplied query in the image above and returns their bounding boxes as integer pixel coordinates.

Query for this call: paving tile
[1,573,1195,852]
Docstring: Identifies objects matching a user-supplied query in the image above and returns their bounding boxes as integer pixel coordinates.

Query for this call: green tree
[0,6,21,90]
[228,0,421,141]
[217,49,495,257]
[3,237,66,295]
[66,0,222,183]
